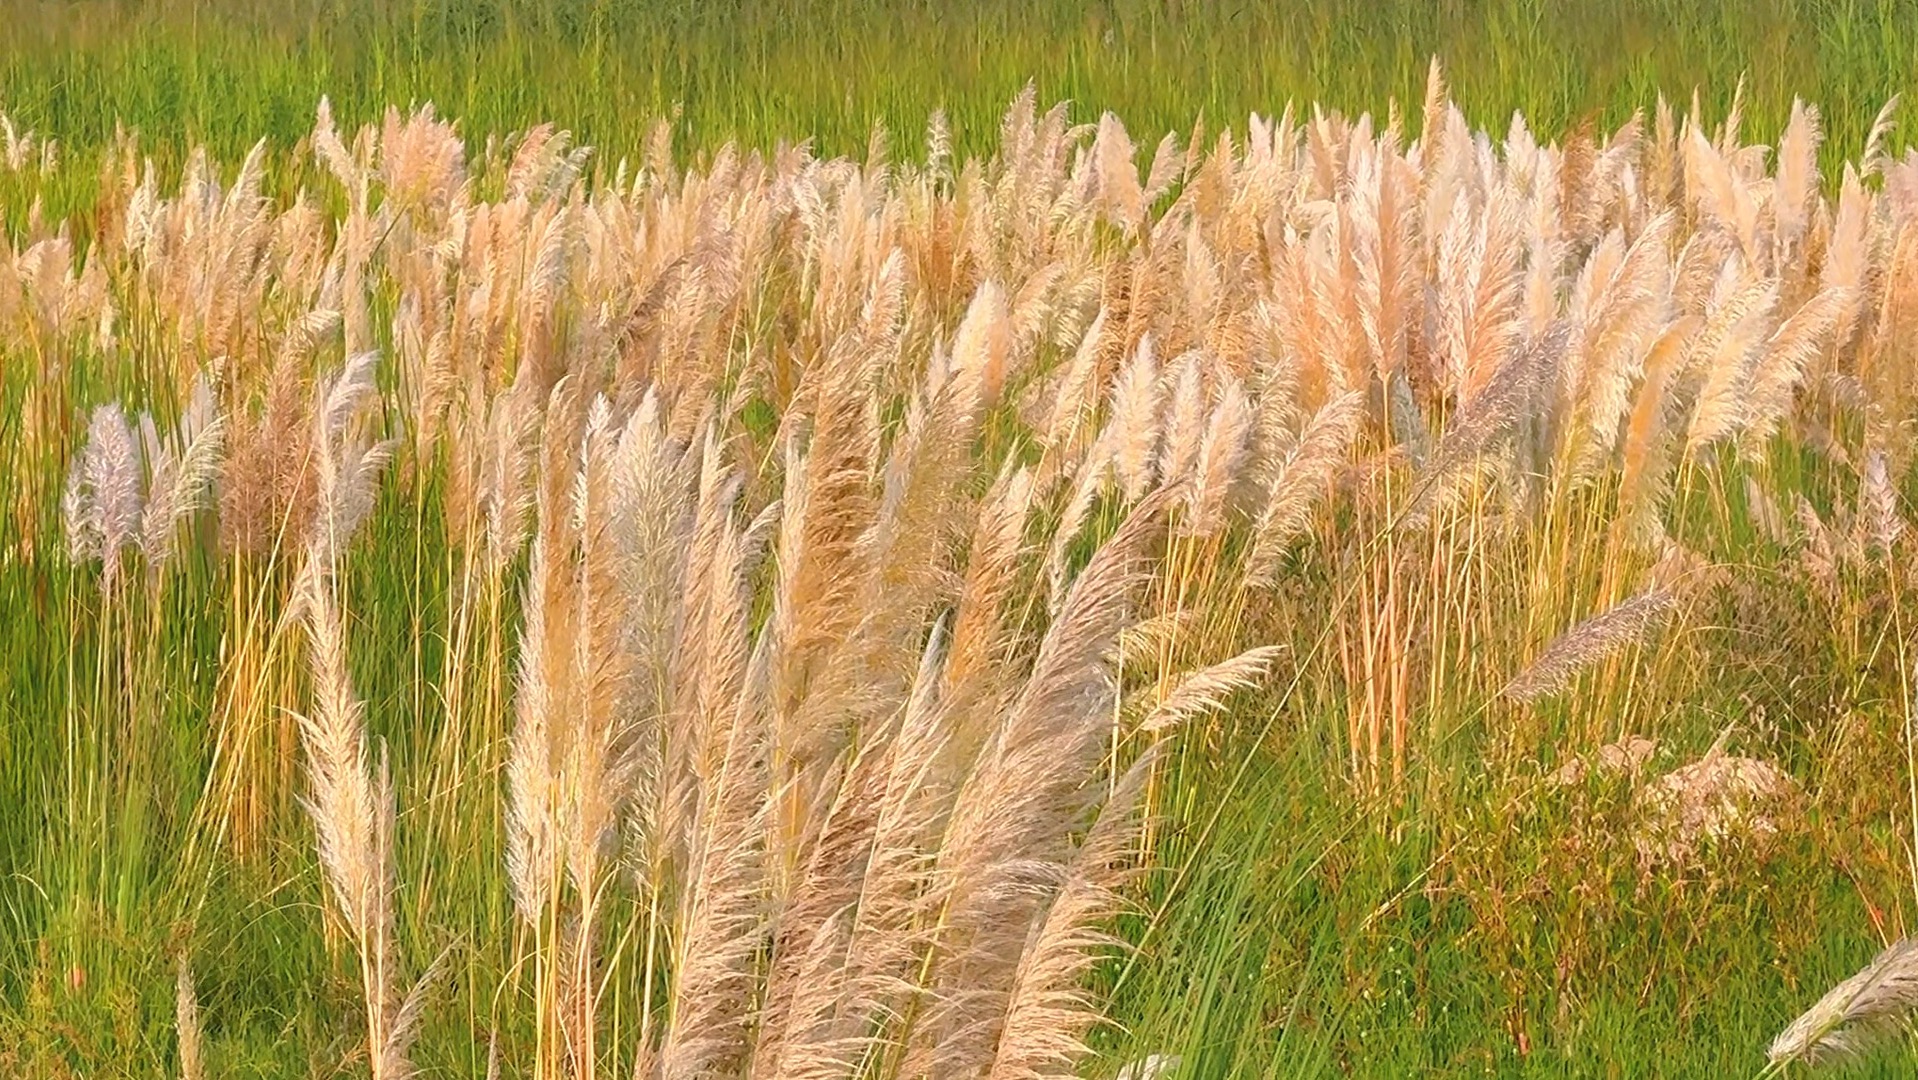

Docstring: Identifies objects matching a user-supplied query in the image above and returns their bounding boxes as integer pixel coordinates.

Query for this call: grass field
[11,1,1918,1077]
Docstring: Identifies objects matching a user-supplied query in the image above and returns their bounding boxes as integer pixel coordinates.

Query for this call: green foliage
[5,0,1918,180]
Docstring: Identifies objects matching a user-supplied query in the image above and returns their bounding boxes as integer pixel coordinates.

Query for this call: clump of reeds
[506,383,697,1077]
[33,67,1918,1074]
[62,376,226,592]
[291,353,433,1080]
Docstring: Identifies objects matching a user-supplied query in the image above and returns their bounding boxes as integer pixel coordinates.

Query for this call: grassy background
[8,1,1918,1076]
[6,0,1918,168]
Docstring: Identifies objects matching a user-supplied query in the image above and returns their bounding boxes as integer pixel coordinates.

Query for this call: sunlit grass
[7,2,1918,1077]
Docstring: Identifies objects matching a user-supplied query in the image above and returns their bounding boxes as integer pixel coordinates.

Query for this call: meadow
[13,1,1918,1077]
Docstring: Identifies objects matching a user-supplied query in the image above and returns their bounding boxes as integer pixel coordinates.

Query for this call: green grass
[6,0,1918,194]
[8,1,1918,1076]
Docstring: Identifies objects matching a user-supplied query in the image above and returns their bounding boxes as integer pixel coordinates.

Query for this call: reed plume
[987,751,1157,1079]
[1140,645,1286,733]
[176,955,203,1080]
[911,489,1170,1075]
[1769,938,1918,1066]
[1244,391,1361,585]
[1502,589,1679,702]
